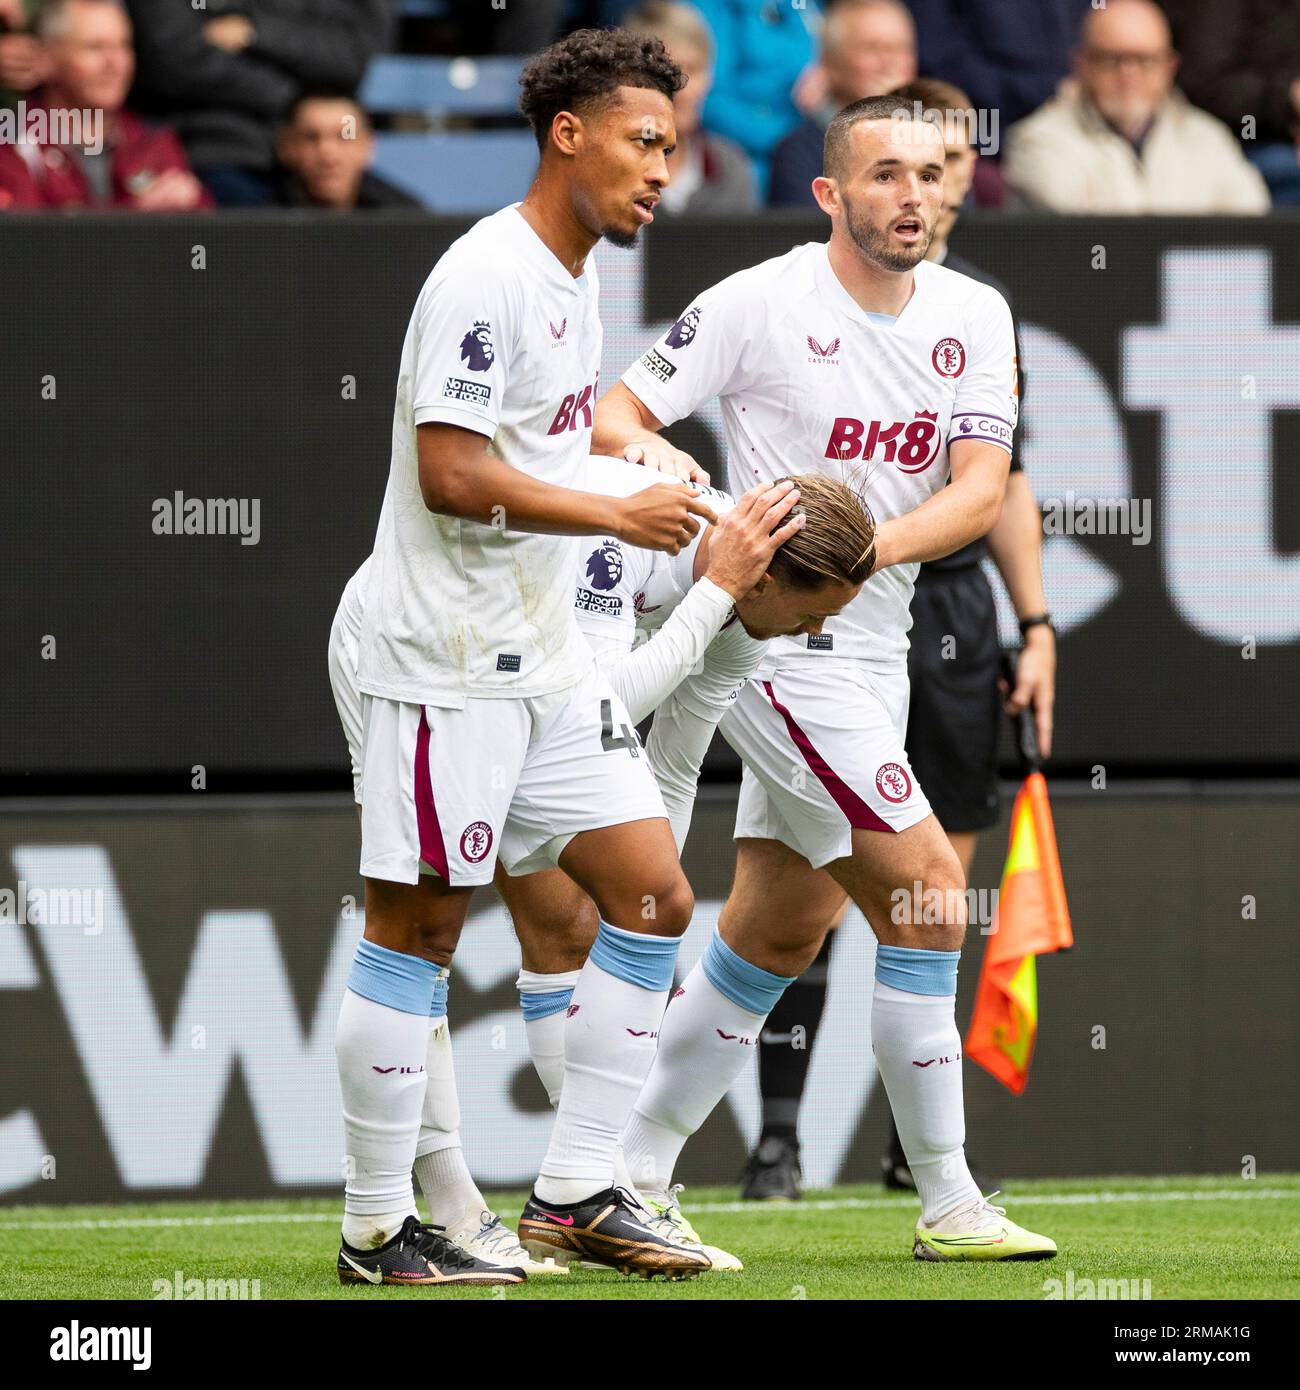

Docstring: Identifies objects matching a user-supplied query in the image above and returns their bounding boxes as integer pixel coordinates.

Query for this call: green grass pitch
[3,1175,1298,1301]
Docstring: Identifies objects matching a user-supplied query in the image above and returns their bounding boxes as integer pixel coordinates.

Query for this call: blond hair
[769,474,876,589]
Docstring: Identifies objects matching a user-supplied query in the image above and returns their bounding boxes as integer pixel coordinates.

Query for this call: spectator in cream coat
[1004,0,1268,213]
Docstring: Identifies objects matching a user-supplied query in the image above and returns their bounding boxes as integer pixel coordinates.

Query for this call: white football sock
[412,1018,487,1231]
[623,956,768,1194]
[517,968,581,1108]
[871,979,981,1224]
[534,924,680,1205]
[336,987,429,1248]
[518,971,640,1201]
[612,1145,638,1199]
[526,1013,568,1109]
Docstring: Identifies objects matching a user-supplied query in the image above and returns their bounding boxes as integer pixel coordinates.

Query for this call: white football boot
[913,1192,1057,1262]
[446,1205,569,1276]
[640,1184,743,1272]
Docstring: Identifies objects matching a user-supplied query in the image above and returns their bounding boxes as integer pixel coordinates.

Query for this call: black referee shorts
[905,565,1002,834]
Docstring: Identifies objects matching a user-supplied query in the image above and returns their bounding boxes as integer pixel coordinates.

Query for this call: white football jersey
[569,458,663,654]
[571,463,764,854]
[358,205,603,708]
[622,242,1017,667]
[343,458,746,724]
[337,457,761,851]
[570,456,734,654]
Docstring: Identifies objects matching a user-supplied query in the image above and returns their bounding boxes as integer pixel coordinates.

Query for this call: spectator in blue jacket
[901,0,1091,131]
[692,0,821,194]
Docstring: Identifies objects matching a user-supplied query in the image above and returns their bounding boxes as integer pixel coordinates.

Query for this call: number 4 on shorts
[600,698,641,756]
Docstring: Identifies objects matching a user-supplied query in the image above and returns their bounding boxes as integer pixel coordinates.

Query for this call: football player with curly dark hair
[518,26,688,250]
[334,30,722,1289]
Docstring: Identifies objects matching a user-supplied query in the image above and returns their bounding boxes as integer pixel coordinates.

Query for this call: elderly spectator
[1004,0,1269,213]
[0,0,210,211]
[690,0,820,194]
[124,1,392,207]
[623,0,756,213]
[769,0,916,208]
[274,91,420,210]
[1160,0,1300,206]
[1,0,51,106]
[901,0,1091,130]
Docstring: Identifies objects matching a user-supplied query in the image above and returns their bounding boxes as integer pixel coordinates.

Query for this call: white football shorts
[720,661,933,869]
[356,661,666,887]
[328,595,365,804]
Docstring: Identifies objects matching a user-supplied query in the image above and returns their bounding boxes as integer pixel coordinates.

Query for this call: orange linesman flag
[965,771,1073,1094]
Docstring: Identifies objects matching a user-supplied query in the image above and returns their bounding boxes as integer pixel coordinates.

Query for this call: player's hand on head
[623,439,710,487]
[613,482,718,554]
[704,480,804,600]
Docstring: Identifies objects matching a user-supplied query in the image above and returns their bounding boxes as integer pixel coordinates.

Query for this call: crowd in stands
[0,0,1295,214]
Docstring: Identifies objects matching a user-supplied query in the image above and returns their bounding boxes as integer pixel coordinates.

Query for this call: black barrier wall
[2,214,1299,785]
[1,788,1296,1204]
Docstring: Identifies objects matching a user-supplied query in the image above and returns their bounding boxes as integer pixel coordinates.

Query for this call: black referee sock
[757,930,836,1142]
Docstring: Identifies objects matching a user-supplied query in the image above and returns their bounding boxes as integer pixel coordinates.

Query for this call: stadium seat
[359,55,527,119]
[370,131,538,212]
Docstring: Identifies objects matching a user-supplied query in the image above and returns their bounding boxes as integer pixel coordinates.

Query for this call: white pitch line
[0,1212,338,1232]
[687,1188,1297,1215]
[0,1187,1294,1233]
